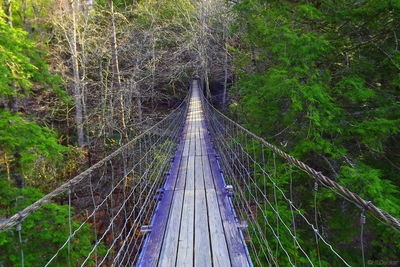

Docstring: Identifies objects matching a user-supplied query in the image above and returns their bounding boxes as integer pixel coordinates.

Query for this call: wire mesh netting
[0,93,189,266]
[201,90,399,267]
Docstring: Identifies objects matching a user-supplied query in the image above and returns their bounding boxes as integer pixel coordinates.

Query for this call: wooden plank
[202,155,215,190]
[194,155,204,190]
[176,190,195,266]
[137,190,174,267]
[158,190,184,267]
[195,128,202,156]
[182,132,190,156]
[164,140,185,191]
[194,139,212,267]
[184,156,195,190]
[176,144,195,265]
[182,110,193,157]
[200,127,208,157]
[206,189,232,267]
[174,155,189,190]
[194,189,212,267]
[208,153,251,267]
[188,124,196,157]
[218,195,251,267]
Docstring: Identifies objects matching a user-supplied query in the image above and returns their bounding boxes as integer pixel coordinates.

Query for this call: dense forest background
[0,0,399,265]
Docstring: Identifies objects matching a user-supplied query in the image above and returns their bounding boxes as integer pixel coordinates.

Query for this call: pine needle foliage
[231,0,400,264]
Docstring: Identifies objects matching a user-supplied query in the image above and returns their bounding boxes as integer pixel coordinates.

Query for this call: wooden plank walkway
[137,80,252,267]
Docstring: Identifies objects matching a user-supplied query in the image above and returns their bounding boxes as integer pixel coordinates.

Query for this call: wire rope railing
[1,78,399,267]
[200,86,400,266]
[0,89,190,266]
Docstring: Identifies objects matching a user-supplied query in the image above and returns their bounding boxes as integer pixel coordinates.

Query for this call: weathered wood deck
[137,80,252,267]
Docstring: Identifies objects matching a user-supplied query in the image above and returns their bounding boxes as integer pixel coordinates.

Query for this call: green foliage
[339,164,399,215]
[0,0,53,29]
[231,0,400,264]
[0,9,88,264]
[0,110,66,173]
[0,180,100,266]
[0,8,69,180]
[0,9,66,100]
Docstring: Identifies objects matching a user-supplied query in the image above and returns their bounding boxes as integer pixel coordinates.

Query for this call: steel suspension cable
[1,90,190,266]
[201,93,400,230]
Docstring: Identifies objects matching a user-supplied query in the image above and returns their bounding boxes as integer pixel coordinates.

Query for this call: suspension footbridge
[0,80,399,266]
[138,81,251,267]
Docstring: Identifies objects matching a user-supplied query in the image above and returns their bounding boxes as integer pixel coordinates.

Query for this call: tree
[108,0,126,137]
[4,0,12,26]
[230,0,400,264]
[70,0,85,146]
[0,179,100,266]
[0,9,67,187]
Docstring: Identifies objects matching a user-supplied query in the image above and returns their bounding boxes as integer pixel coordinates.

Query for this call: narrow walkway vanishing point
[1,78,399,266]
[137,81,252,266]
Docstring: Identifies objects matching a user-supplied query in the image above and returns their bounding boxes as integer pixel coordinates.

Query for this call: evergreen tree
[231,0,400,264]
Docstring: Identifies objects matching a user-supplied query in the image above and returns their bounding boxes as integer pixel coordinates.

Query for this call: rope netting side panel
[201,92,400,266]
[0,97,189,266]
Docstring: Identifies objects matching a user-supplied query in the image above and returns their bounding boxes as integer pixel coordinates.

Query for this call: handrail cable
[201,95,400,230]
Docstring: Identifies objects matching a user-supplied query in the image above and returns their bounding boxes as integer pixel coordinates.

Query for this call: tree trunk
[150,30,156,109]
[3,0,20,111]
[80,14,90,146]
[222,42,228,106]
[204,68,211,98]
[4,0,12,27]
[109,0,126,134]
[135,85,142,122]
[71,0,85,146]
[22,0,27,26]
[13,152,23,188]
[200,2,211,99]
